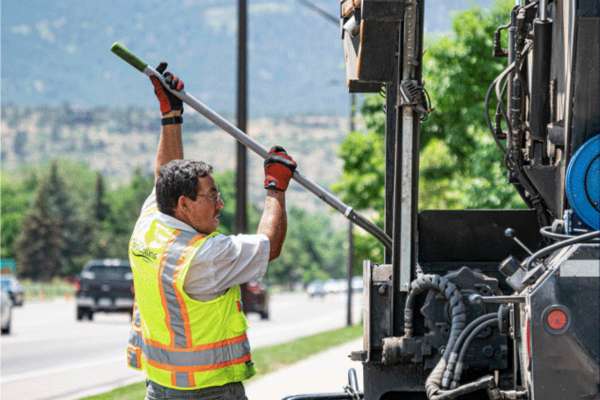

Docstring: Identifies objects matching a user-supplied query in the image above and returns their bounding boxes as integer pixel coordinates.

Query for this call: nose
[217,197,224,209]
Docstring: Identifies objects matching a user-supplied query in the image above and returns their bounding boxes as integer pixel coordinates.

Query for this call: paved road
[1,292,362,400]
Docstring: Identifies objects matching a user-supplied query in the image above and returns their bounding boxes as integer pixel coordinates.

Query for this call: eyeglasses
[197,192,221,203]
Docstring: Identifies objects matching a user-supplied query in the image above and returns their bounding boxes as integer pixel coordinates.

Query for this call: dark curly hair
[156,160,213,216]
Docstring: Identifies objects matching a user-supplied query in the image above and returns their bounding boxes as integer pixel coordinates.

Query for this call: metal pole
[347,94,356,326]
[236,0,249,312]
[236,0,248,236]
[347,219,354,326]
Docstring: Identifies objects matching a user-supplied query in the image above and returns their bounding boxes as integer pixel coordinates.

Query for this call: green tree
[45,161,93,275]
[265,207,346,285]
[87,171,112,259]
[1,160,100,271]
[14,182,66,280]
[419,0,522,209]
[92,172,110,222]
[1,172,38,259]
[102,168,155,259]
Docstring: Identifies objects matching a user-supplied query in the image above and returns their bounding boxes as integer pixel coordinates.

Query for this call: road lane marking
[1,356,123,384]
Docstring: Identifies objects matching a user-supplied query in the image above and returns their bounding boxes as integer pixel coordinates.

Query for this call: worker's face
[184,174,224,235]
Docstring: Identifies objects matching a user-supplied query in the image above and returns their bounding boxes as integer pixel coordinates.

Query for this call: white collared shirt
[138,189,270,302]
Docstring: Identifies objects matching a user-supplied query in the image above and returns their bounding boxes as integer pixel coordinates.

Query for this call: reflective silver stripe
[128,348,139,368]
[130,328,251,368]
[133,304,141,327]
[129,329,144,349]
[143,339,251,367]
[176,372,190,387]
[161,231,196,348]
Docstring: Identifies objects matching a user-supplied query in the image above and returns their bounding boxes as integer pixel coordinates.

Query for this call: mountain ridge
[2,0,496,117]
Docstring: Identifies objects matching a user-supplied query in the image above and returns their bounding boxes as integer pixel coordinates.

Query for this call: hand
[150,62,184,116]
[264,146,297,191]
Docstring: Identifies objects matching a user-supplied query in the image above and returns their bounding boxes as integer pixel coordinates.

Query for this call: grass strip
[80,323,362,400]
[22,278,74,301]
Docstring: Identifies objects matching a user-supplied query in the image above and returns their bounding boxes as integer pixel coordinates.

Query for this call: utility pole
[236,0,248,235]
[346,93,356,326]
[236,0,249,310]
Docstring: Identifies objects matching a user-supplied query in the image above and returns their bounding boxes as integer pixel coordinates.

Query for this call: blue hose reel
[565,134,599,230]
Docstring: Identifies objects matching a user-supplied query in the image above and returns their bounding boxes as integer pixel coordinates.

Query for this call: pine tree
[93,172,110,222]
[88,171,111,259]
[15,183,66,281]
[44,160,92,276]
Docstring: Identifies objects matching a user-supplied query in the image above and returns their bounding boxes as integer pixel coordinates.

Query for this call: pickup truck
[75,259,134,321]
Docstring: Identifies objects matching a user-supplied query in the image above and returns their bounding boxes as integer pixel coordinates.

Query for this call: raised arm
[257,146,296,261]
[150,62,185,180]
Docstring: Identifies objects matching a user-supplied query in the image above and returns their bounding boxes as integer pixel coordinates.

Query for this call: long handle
[111,43,392,252]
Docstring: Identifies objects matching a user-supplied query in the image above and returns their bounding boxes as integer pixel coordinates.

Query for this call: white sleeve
[183,233,271,302]
[140,187,158,214]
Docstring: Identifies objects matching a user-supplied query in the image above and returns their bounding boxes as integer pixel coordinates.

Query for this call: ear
[172,196,191,224]
[177,195,189,212]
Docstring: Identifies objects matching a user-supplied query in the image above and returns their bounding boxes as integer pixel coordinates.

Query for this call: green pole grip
[111,42,148,73]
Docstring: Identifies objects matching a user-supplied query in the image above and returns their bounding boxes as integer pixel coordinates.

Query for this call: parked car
[1,288,12,334]
[75,259,134,321]
[1,274,24,306]
[245,280,269,320]
[324,279,343,294]
[307,280,326,298]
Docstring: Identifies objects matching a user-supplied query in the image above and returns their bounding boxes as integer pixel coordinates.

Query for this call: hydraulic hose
[403,275,469,399]
[492,40,533,153]
[451,318,499,389]
[486,75,510,156]
[442,313,497,389]
[429,375,496,400]
[404,275,467,344]
[526,230,600,270]
[540,226,600,242]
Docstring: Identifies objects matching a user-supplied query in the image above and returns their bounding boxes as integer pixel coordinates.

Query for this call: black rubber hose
[451,318,499,388]
[442,313,497,389]
[485,75,509,156]
[429,375,496,400]
[404,275,467,356]
[526,230,600,270]
[540,226,600,242]
[404,275,466,398]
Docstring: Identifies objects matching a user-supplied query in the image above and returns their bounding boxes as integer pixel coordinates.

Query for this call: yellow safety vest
[127,212,256,389]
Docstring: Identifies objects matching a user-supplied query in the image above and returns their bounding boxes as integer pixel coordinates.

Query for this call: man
[127,62,296,400]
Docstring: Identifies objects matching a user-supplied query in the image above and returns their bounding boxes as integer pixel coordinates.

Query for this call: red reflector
[547,309,568,330]
[74,280,81,294]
